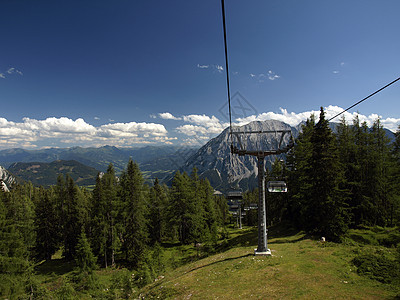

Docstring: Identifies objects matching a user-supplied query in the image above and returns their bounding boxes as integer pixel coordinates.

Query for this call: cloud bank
[174,106,400,144]
[1,106,399,149]
[235,105,400,131]
[0,117,168,149]
[0,67,23,79]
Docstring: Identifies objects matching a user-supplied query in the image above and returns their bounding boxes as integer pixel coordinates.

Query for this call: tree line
[264,107,400,241]
[0,160,227,297]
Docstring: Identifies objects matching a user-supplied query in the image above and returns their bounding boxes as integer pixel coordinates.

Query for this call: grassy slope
[140,227,399,299]
[32,225,399,299]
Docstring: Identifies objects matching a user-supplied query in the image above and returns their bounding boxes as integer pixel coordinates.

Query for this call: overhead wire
[221,0,233,144]
[328,76,400,122]
[220,2,399,143]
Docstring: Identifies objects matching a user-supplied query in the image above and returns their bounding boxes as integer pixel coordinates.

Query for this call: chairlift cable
[221,0,233,144]
[328,76,400,122]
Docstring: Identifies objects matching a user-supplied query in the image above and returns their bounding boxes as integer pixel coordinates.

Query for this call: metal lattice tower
[231,130,293,255]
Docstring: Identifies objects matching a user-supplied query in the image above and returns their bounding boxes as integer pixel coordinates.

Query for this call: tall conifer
[120,159,149,268]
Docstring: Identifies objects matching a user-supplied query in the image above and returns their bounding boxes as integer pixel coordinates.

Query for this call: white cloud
[267,70,280,80]
[176,114,230,141]
[94,116,100,120]
[22,117,96,134]
[235,105,400,132]
[159,112,182,120]
[197,64,209,69]
[176,124,209,136]
[149,114,157,119]
[333,70,339,74]
[0,73,5,79]
[0,117,169,149]
[215,65,224,73]
[6,67,23,76]
[100,121,167,137]
[183,114,221,126]
[250,71,280,82]
[197,64,224,73]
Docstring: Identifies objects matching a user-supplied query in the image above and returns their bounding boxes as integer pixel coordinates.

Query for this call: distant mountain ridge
[0,145,197,181]
[8,160,100,187]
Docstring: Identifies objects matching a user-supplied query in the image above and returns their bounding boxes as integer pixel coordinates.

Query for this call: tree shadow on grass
[35,259,76,276]
[184,253,254,274]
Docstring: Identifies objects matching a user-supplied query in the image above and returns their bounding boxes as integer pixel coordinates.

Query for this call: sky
[1,0,400,149]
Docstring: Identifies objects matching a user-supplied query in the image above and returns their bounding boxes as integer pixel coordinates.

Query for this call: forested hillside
[1,109,400,298]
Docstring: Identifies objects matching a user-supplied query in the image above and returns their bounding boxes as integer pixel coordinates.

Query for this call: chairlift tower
[231,130,293,255]
[227,190,243,229]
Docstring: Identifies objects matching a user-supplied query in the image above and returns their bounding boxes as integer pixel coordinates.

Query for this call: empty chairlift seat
[267,181,287,193]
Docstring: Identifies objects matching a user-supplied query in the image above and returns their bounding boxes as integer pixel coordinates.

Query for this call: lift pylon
[230,129,293,255]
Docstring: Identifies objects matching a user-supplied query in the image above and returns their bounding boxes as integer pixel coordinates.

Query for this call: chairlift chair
[267,181,287,193]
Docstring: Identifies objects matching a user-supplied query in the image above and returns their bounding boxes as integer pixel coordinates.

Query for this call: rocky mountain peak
[180,120,299,192]
[0,165,16,192]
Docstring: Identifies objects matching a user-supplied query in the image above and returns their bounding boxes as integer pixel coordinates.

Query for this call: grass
[139,225,400,299]
[31,224,400,299]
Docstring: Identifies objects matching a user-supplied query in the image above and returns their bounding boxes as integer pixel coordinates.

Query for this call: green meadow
[32,224,400,299]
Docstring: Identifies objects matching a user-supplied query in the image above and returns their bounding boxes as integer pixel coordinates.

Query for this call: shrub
[352,252,399,283]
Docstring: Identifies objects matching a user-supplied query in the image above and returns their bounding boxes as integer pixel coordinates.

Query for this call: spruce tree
[63,175,89,260]
[289,109,349,240]
[75,231,97,274]
[287,114,316,228]
[391,126,400,225]
[308,107,349,240]
[91,164,119,267]
[34,187,60,260]
[336,116,357,226]
[120,159,149,268]
[369,118,394,226]
[149,178,168,244]
[0,190,31,298]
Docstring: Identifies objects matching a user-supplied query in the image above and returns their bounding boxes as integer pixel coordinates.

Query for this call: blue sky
[1,0,400,149]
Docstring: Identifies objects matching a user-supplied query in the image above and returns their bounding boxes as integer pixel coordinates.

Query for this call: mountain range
[0,120,395,190]
[0,145,197,182]
[7,160,100,187]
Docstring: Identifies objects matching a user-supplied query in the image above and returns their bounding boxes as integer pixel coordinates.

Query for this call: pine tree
[287,114,316,228]
[168,170,205,245]
[0,190,31,298]
[168,171,189,243]
[350,116,374,225]
[199,178,218,244]
[91,164,119,268]
[369,118,394,226]
[149,178,169,244]
[336,116,357,226]
[75,231,97,274]
[120,159,149,268]
[390,126,400,225]
[2,184,36,259]
[63,175,89,260]
[308,107,349,240]
[34,187,60,260]
[289,109,349,240]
